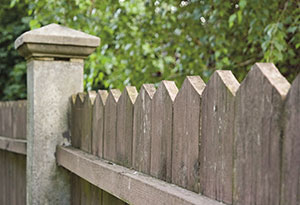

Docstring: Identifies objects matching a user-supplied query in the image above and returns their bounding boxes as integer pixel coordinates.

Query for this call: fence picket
[172,76,205,192]
[200,71,239,204]
[116,86,138,167]
[233,63,290,205]
[150,81,178,182]
[281,73,300,205]
[81,91,96,153]
[92,90,108,157]
[132,84,156,174]
[103,89,121,162]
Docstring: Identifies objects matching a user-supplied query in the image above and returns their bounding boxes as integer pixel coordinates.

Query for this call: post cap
[15,23,100,60]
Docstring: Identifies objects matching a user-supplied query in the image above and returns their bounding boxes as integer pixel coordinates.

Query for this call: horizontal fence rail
[64,63,299,205]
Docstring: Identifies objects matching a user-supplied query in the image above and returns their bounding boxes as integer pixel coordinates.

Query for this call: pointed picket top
[75,92,86,105]
[247,63,290,97]
[108,89,122,103]
[141,84,156,99]
[122,86,138,104]
[84,90,97,106]
[154,80,178,102]
[233,63,291,205]
[172,75,205,192]
[214,70,239,95]
[200,70,239,204]
[184,76,206,96]
[97,90,108,106]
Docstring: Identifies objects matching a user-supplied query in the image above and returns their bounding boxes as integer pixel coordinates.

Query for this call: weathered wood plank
[0,150,4,204]
[92,90,108,157]
[12,101,27,139]
[3,102,13,138]
[16,153,26,205]
[81,91,96,153]
[71,93,85,148]
[132,84,156,174]
[233,63,290,205]
[0,135,27,155]
[200,70,239,204]
[281,73,300,205]
[103,89,121,162]
[57,145,224,205]
[172,76,205,192]
[151,81,178,182]
[116,86,138,167]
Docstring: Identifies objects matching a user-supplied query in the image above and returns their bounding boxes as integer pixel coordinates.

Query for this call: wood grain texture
[200,70,239,204]
[150,81,178,182]
[57,145,224,205]
[90,182,102,205]
[12,101,27,139]
[103,89,121,162]
[92,90,108,157]
[281,73,300,205]
[172,76,205,192]
[132,84,156,174]
[71,173,81,205]
[71,93,85,148]
[116,86,138,167]
[0,150,26,205]
[81,91,96,153]
[102,191,127,205]
[0,136,27,155]
[3,102,13,138]
[233,63,290,205]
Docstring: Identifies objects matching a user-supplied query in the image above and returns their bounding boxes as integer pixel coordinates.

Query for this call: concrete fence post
[15,23,100,205]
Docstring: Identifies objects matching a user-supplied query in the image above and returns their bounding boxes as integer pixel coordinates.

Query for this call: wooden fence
[0,101,26,205]
[57,63,300,205]
[0,63,299,205]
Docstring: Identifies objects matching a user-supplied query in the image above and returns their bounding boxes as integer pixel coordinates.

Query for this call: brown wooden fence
[0,101,26,205]
[62,63,300,205]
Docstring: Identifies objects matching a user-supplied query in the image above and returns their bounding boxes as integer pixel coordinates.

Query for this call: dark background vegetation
[1,0,299,100]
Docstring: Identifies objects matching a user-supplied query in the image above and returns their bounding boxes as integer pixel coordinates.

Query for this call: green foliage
[0,0,29,100]
[1,0,300,99]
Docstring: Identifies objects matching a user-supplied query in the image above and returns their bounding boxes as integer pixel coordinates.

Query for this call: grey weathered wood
[81,177,92,205]
[16,153,26,205]
[116,86,138,167]
[281,73,300,205]
[200,71,239,204]
[71,173,81,205]
[71,93,85,148]
[133,84,156,174]
[3,102,13,138]
[172,76,205,192]
[90,182,102,205]
[0,150,4,204]
[233,63,290,205]
[151,81,178,182]
[0,135,27,155]
[102,191,126,205]
[57,145,225,205]
[81,91,96,153]
[92,90,108,157]
[12,101,27,139]
[103,89,121,162]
